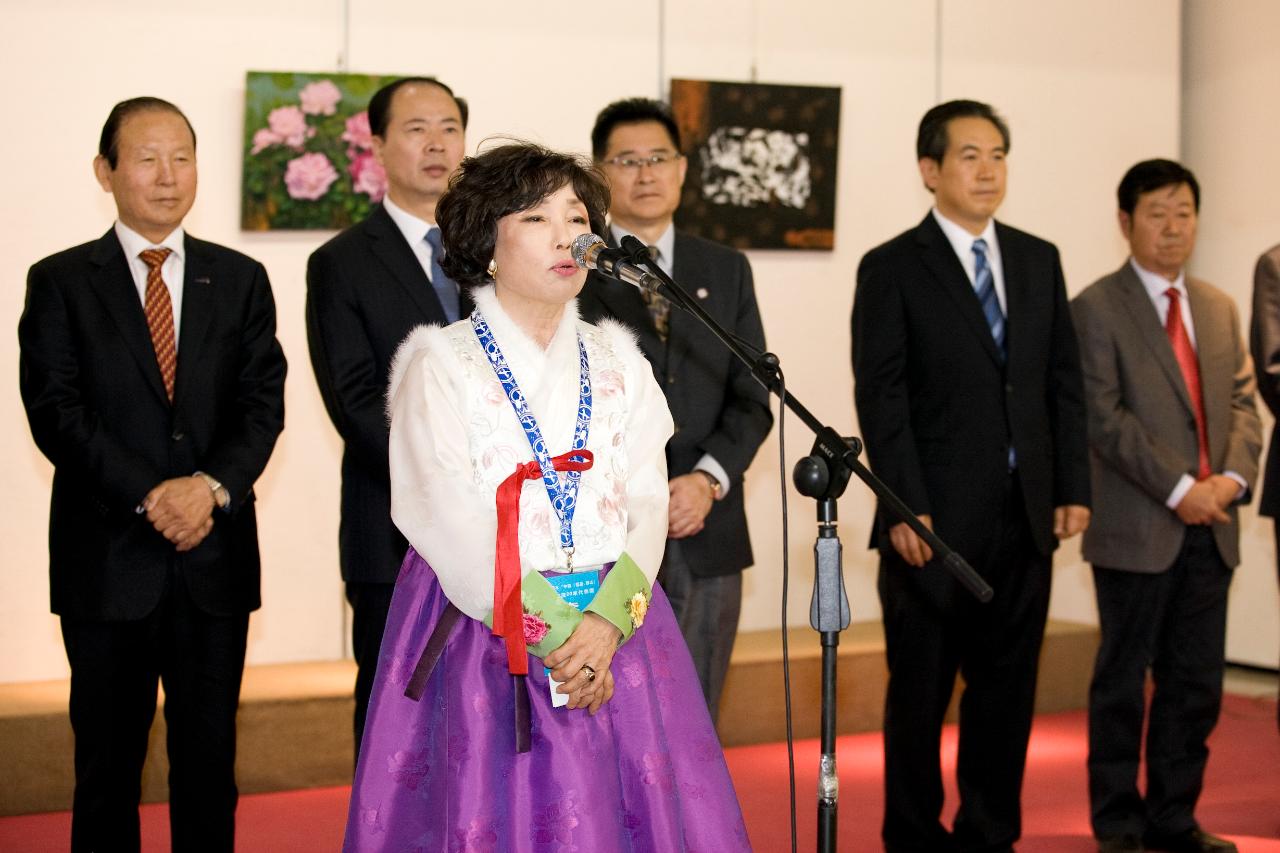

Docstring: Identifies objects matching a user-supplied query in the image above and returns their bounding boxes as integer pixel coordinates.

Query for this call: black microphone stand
[617,235,994,852]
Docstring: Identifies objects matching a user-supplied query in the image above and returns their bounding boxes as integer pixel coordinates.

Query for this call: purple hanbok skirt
[343,549,751,852]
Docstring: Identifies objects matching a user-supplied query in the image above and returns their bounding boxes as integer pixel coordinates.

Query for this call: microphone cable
[774,364,798,853]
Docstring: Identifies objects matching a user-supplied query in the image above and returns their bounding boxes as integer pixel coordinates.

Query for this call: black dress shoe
[1144,829,1238,853]
[1098,834,1144,853]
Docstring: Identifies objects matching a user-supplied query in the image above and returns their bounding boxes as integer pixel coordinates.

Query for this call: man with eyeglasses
[577,97,773,724]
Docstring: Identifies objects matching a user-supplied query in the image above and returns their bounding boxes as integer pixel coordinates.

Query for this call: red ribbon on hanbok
[493,449,594,675]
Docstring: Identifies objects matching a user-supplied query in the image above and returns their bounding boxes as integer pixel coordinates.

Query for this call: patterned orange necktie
[140,248,176,401]
[1165,287,1211,480]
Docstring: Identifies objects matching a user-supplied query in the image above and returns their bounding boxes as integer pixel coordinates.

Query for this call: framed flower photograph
[241,70,405,231]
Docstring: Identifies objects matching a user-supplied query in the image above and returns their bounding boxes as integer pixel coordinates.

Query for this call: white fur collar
[384,284,585,418]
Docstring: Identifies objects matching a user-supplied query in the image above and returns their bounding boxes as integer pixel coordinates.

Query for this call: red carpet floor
[3,694,1277,851]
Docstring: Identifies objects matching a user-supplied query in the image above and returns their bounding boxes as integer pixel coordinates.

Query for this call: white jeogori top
[386,284,673,622]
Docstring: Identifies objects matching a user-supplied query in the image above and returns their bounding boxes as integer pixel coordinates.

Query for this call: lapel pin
[696,288,709,299]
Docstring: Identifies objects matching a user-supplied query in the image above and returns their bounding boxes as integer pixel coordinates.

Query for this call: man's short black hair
[436,141,610,287]
[99,97,196,169]
[916,99,1010,163]
[367,77,468,139]
[590,97,681,160]
[1117,158,1201,215]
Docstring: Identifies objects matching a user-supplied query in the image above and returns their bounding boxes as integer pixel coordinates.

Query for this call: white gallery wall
[1182,0,1280,668]
[5,0,1261,685]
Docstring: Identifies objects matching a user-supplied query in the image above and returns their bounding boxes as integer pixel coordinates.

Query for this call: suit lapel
[915,214,1003,368]
[666,232,708,378]
[174,235,215,410]
[1113,263,1194,415]
[88,229,170,405]
[995,222,1025,364]
[1187,277,1229,455]
[366,205,447,322]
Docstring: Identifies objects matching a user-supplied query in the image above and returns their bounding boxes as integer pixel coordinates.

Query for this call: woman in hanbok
[343,142,751,851]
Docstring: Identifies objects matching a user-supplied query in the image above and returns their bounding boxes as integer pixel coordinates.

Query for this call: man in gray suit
[1248,241,1280,731]
[1072,159,1261,853]
[576,97,773,722]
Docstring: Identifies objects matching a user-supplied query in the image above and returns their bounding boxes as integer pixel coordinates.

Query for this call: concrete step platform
[0,620,1098,816]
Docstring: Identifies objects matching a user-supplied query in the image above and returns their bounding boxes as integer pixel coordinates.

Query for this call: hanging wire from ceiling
[657,0,667,98]
[751,0,760,82]
[934,0,944,102]
[337,0,351,72]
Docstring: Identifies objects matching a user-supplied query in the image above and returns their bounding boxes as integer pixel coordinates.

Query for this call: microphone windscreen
[571,233,604,269]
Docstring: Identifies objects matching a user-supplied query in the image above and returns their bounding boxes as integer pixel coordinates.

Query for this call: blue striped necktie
[425,226,461,323]
[972,238,1006,359]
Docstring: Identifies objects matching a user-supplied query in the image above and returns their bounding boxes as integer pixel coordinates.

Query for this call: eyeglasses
[601,152,684,171]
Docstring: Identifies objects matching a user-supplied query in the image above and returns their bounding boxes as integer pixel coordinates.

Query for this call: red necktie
[140,248,176,402]
[1165,287,1211,480]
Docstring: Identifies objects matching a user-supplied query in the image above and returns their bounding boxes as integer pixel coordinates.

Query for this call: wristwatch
[194,471,230,509]
[696,469,723,500]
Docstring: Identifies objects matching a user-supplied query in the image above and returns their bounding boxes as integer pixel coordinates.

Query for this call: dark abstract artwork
[669,79,841,250]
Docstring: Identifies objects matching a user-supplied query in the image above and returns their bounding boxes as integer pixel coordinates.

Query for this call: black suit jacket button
[171,431,185,442]
[1188,419,1197,432]
[667,376,677,385]
[1005,383,1014,394]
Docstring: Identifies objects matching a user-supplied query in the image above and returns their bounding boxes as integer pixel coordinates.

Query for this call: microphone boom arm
[610,233,993,603]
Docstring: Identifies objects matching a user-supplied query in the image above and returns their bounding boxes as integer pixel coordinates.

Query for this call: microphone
[571,234,662,293]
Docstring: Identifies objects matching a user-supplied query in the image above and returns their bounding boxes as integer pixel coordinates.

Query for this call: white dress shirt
[382,194,439,278]
[114,221,186,347]
[932,208,1006,315]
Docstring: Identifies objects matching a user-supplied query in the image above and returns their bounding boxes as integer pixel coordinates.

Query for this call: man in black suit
[576,97,773,722]
[305,76,468,756]
[18,97,286,852]
[851,99,1091,852]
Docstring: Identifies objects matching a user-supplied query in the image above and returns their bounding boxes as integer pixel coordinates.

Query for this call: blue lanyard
[472,311,593,556]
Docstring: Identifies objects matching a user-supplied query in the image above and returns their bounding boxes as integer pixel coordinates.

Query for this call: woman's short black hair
[436,141,611,287]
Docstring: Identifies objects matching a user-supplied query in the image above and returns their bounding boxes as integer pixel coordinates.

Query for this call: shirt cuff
[1165,474,1195,510]
[483,571,585,661]
[584,552,653,646]
[1223,470,1248,502]
[695,454,730,498]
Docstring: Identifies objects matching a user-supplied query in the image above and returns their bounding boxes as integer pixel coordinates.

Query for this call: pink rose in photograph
[522,612,549,645]
[349,151,387,202]
[242,72,409,231]
[267,105,313,149]
[249,128,280,155]
[284,152,339,200]
[341,110,375,154]
[298,79,342,116]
